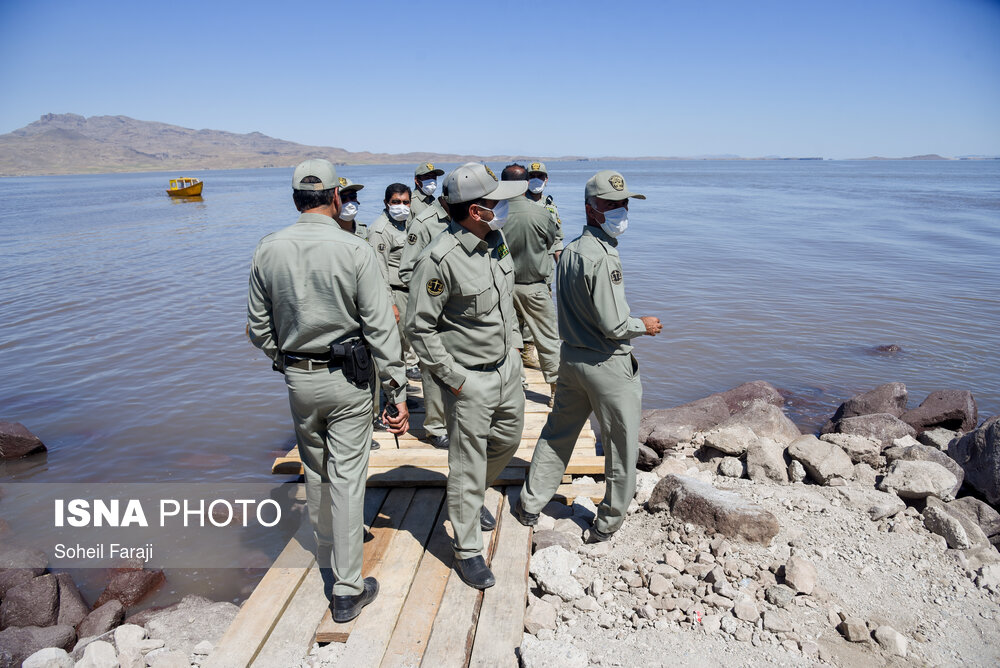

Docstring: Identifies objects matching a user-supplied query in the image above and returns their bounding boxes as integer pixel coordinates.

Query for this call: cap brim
[343,184,364,192]
[417,169,445,177]
[485,180,529,200]
[601,190,646,201]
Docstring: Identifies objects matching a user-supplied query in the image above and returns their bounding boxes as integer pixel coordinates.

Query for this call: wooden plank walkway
[208,361,605,667]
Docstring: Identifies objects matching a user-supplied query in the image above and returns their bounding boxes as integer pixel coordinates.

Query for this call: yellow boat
[166,177,203,197]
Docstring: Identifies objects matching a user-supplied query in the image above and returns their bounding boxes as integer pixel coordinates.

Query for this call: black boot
[480,505,496,531]
[332,576,379,623]
[454,555,495,589]
[511,497,539,527]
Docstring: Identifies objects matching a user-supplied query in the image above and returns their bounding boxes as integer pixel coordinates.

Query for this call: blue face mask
[600,207,628,237]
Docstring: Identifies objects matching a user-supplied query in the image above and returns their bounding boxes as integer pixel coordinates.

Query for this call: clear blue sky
[1,0,998,159]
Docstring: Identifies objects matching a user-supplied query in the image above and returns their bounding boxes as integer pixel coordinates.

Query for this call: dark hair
[293,176,336,211]
[501,163,528,181]
[384,183,411,203]
[449,198,487,223]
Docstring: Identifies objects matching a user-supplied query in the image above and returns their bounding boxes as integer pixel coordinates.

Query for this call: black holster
[330,339,371,389]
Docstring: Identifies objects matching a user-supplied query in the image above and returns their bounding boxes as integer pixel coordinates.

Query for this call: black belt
[467,355,507,372]
[392,285,409,293]
[283,352,341,370]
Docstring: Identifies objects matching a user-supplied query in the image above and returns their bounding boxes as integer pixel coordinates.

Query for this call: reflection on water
[1,161,998,607]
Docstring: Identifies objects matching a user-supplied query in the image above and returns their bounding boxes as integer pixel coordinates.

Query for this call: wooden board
[469,487,532,667]
[249,565,329,668]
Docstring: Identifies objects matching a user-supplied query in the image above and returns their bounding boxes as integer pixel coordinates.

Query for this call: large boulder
[823,383,908,433]
[923,497,990,550]
[94,565,165,608]
[0,546,48,576]
[918,427,960,451]
[0,570,35,599]
[701,425,756,456]
[77,600,124,639]
[948,497,1000,544]
[55,573,89,628]
[0,574,59,629]
[878,460,959,500]
[636,444,661,471]
[640,396,730,454]
[834,413,916,449]
[901,390,978,434]
[714,381,784,414]
[884,444,963,498]
[0,625,75,667]
[528,546,584,602]
[948,416,1000,504]
[713,403,801,445]
[648,475,779,544]
[143,595,239,656]
[787,436,854,485]
[820,433,881,467]
[746,437,789,484]
[0,422,47,459]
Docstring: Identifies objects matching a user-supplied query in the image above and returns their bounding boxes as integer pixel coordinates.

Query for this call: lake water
[1,160,998,605]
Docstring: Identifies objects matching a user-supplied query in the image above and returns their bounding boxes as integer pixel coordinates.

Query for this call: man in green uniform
[397,187,453,449]
[406,162,527,589]
[499,164,561,406]
[513,170,662,544]
[369,184,420,379]
[247,159,409,622]
[411,162,445,218]
[334,176,368,238]
[526,160,564,277]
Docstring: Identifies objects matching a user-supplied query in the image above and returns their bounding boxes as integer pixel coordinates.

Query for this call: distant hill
[857,154,951,161]
[0,113,557,176]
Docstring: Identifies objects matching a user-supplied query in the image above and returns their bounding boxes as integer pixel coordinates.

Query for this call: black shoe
[406,366,423,381]
[373,417,387,431]
[406,397,421,409]
[454,555,495,589]
[480,505,496,531]
[511,498,539,527]
[332,577,379,623]
[430,434,449,449]
[584,526,613,544]
[370,439,380,450]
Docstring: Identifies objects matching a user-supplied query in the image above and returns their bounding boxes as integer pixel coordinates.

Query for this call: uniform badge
[377,243,386,252]
[608,175,625,191]
[407,233,417,245]
[530,162,541,171]
[338,177,347,187]
[426,278,444,296]
[424,162,434,171]
[484,165,498,181]
[611,269,623,284]
[497,243,509,259]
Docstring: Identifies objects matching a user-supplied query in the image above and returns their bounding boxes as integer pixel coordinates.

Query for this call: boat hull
[166,182,203,197]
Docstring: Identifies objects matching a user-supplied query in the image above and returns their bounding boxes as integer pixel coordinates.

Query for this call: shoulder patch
[426,278,444,296]
[611,269,623,284]
[377,242,386,252]
[407,232,417,245]
[497,243,509,259]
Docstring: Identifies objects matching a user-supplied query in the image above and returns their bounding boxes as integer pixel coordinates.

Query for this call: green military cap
[415,162,445,178]
[292,158,338,191]
[528,161,548,175]
[337,176,364,193]
[444,162,528,204]
[585,169,646,201]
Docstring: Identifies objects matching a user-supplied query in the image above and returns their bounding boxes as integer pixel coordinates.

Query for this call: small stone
[647,573,671,596]
[193,640,214,654]
[574,596,599,612]
[718,457,745,478]
[788,460,807,483]
[663,549,685,571]
[733,598,758,622]
[838,617,870,642]
[765,584,796,608]
[22,647,74,668]
[874,625,908,657]
[763,609,792,632]
[77,640,118,668]
[783,555,817,595]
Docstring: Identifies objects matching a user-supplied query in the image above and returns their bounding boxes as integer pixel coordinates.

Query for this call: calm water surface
[1,160,998,604]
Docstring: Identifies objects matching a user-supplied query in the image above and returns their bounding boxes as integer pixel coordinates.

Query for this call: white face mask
[388,204,410,222]
[482,199,509,231]
[599,206,629,237]
[339,201,359,221]
[420,179,437,196]
[528,177,545,194]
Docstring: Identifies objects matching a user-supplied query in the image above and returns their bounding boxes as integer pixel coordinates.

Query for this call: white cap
[443,162,528,204]
[292,159,338,191]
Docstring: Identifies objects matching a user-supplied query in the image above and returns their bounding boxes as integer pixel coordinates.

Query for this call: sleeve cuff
[439,367,467,393]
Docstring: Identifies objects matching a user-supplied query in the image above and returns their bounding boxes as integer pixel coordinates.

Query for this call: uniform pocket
[457,276,497,317]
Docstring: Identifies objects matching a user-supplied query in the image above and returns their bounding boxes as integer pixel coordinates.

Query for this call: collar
[582,224,618,247]
[296,212,337,226]
[383,208,407,229]
[451,220,490,254]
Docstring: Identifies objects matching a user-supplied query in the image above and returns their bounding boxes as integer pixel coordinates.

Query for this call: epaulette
[429,233,460,263]
[370,216,388,235]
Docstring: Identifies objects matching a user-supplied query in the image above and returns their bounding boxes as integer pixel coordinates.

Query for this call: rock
[919,427,960,451]
[787,460,807,483]
[834,413,916,448]
[878,460,959,500]
[948,497,1000,541]
[854,463,878,486]
[786,435,854,485]
[0,569,34,599]
[873,344,903,354]
[94,566,165,609]
[765,584,796,607]
[143,595,239,656]
[874,625,908,657]
[714,403,801,445]
[827,382,908,427]
[640,397,731,454]
[636,444,661,471]
[663,550,685,571]
[715,381,785,414]
[783,555,817,594]
[519,635,588,668]
[0,573,59,629]
[702,613,723,633]
[22,647,74,668]
[647,475,780,545]
[0,546,48,575]
[653,458,691,478]
[76,640,118,668]
[868,494,906,521]
[532,530,580,553]
[948,415,1000,504]
[745,437,789,484]
[77,600,124,639]
[633,471,659,505]
[193,639,214,654]
[524,599,558,634]
[647,573,671,596]
[820,433,881,467]
[901,390,978,433]
[571,497,597,523]
[0,421,47,459]
[884,444,964,497]
[113,624,147,655]
[762,609,792,633]
[702,425,757,456]
[0,625,75,667]
[732,598,758,621]
[146,649,190,668]
[925,497,989,549]
[529,546,585,602]
[838,617,870,642]
[976,563,1000,589]
[55,573,89,628]
[717,457,744,478]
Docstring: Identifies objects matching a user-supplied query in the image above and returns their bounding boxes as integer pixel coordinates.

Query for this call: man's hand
[382,402,409,435]
[392,304,400,322]
[641,316,662,336]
